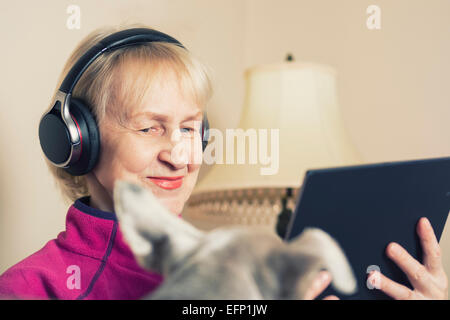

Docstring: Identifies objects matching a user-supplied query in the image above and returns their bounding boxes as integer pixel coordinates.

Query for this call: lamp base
[182,187,301,233]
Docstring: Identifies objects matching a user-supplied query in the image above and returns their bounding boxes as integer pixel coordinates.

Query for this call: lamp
[182,56,362,235]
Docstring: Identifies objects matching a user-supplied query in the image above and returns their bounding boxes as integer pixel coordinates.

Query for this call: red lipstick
[147,176,184,190]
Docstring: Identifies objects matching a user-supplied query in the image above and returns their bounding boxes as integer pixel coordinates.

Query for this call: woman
[0,23,209,300]
[0,24,447,300]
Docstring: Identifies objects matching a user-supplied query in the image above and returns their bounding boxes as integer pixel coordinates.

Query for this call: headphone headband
[59,28,186,94]
[48,28,186,166]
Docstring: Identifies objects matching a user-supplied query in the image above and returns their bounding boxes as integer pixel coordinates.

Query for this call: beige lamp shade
[193,61,362,194]
[182,60,363,231]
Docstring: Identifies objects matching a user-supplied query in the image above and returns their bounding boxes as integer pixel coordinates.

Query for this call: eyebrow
[183,110,203,121]
[132,111,168,122]
[131,110,203,122]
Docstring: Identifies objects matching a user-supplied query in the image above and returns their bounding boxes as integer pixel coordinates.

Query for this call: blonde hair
[44,23,213,205]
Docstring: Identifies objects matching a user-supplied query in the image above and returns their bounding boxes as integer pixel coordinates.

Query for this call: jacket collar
[74,196,117,221]
[56,196,137,266]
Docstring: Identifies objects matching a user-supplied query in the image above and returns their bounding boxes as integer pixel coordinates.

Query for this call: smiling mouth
[147,176,184,190]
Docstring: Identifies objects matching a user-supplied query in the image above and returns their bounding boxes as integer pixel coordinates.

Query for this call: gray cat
[113,180,357,299]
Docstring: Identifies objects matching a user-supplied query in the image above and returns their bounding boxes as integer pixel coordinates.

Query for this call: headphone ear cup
[39,103,73,166]
[64,98,100,176]
[201,114,209,152]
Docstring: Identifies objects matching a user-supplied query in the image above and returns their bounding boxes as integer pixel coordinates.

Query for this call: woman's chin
[159,199,184,215]
[138,177,189,214]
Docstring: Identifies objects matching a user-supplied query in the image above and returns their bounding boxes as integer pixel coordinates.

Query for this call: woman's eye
[139,127,162,134]
[138,126,196,136]
[181,127,198,138]
[181,127,194,133]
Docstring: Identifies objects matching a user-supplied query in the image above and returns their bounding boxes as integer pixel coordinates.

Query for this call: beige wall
[243,0,450,296]
[1,0,449,296]
[0,0,247,272]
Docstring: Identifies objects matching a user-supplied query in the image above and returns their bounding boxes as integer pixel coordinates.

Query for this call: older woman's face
[93,69,203,214]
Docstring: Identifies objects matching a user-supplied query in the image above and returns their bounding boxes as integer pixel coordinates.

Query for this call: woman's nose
[158,142,189,171]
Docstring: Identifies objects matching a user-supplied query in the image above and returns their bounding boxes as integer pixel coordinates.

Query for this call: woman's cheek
[189,135,204,166]
[188,162,201,173]
[116,138,158,173]
[187,143,202,172]
[171,136,203,167]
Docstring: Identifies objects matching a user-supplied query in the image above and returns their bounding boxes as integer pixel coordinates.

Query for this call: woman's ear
[113,180,205,275]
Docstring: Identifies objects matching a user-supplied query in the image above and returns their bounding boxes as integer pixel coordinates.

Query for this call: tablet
[284,156,450,300]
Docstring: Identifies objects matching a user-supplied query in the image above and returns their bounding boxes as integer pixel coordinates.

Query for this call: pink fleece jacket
[0,196,164,300]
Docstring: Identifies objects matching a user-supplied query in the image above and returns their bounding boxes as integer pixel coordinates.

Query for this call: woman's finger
[386,242,435,294]
[304,271,332,300]
[368,271,415,300]
[417,217,443,276]
[323,295,340,300]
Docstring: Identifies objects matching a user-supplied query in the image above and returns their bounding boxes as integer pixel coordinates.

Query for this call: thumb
[304,271,332,300]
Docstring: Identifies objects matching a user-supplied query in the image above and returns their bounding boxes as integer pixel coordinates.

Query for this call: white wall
[1,0,449,297]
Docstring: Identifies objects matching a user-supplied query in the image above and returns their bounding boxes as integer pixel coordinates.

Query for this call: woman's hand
[368,217,448,300]
[304,271,339,300]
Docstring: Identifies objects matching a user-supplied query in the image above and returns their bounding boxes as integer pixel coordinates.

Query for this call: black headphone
[39,28,210,176]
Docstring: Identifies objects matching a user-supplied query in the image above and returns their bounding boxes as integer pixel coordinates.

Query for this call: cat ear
[113,180,205,275]
[287,228,357,296]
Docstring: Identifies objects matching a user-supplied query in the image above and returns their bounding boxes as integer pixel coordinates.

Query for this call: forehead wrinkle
[107,53,204,127]
[132,109,202,121]
[131,111,169,123]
